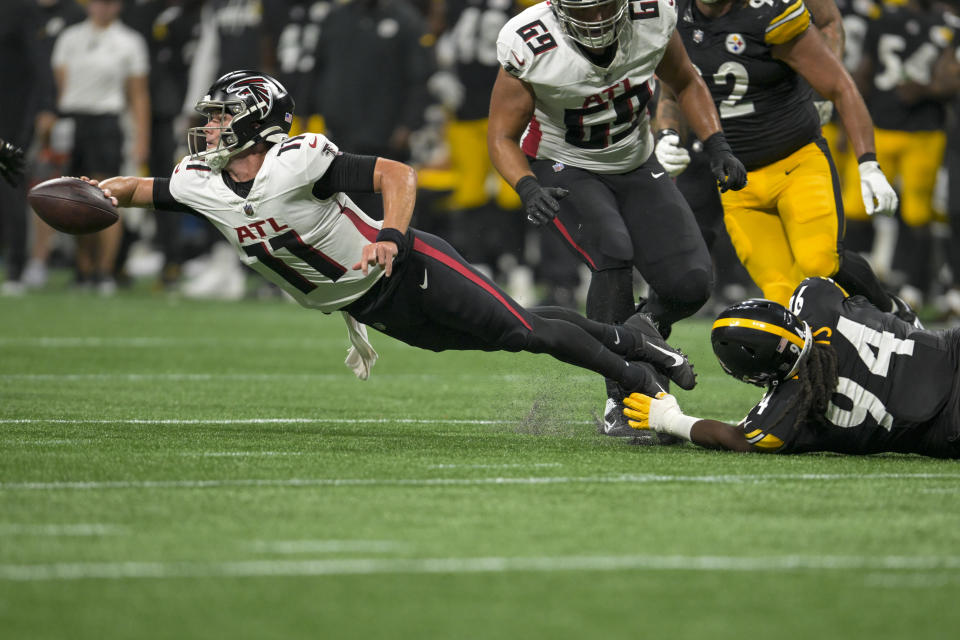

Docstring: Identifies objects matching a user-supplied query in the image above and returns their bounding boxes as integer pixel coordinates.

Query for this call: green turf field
[1,288,959,639]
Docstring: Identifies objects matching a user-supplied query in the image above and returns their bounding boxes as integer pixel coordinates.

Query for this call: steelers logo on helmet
[551,0,630,49]
[187,70,296,171]
[710,298,813,387]
[725,33,746,55]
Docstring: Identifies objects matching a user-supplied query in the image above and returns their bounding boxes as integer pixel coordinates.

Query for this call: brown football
[28,177,120,235]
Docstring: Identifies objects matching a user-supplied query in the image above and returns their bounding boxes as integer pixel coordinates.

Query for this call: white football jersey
[496,1,676,173]
[168,134,385,312]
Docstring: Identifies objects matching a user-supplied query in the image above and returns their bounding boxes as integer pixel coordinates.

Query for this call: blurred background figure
[0,0,46,296]
[313,0,435,219]
[47,0,150,294]
[850,0,956,309]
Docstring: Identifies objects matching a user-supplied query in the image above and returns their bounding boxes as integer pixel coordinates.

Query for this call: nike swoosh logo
[650,343,685,367]
[652,172,664,179]
[309,137,318,148]
[613,329,620,345]
[511,51,525,67]
[419,269,428,289]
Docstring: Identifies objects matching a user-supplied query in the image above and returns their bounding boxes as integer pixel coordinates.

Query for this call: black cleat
[623,312,697,390]
[891,294,924,329]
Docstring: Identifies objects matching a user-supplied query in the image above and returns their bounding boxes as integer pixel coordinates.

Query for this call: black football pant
[344,229,655,393]
[530,155,713,329]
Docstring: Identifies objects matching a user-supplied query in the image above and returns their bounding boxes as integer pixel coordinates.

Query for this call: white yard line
[0,418,519,426]
[250,540,407,554]
[426,463,563,469]
[0,524,126,536]
[1,554,959,581]
[0,372,577,382]
[180,452,304,457]
[1,473,958,492]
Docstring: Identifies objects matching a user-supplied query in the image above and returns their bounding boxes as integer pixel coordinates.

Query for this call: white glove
[859,160,898,216]
[654,130,691,177]
[813,100,834,126]
[622,392,699,440]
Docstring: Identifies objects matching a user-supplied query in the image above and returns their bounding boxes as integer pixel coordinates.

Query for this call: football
[27,177,120,235]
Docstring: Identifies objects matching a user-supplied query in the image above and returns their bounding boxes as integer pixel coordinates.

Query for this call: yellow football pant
[842,128,945,225]
[721,140,842,306]
[445,118,520,210]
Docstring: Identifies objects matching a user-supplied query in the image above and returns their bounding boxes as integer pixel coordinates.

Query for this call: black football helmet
[552,0,629,49]
[187,70,295,170]
[710,299,813,387]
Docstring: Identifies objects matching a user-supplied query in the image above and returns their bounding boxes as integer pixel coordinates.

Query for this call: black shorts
[529,154,711,283]
[68,114,124,177]
[344,229,534,352]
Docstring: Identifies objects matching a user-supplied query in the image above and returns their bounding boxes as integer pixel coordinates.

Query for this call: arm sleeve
[152,177,205,218]
[311,153,378,199]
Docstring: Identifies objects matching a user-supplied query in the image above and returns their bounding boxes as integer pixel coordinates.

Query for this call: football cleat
[891,294,924,329]
[600,397,655,443]
[623,312,697,390]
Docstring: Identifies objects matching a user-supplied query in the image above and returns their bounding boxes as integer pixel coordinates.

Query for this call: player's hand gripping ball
[28,177,119,234]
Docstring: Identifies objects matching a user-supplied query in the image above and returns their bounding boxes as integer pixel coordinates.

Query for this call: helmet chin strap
[781,322,813,382]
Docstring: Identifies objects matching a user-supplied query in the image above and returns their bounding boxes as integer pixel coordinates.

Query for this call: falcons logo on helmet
[226,76,275,117]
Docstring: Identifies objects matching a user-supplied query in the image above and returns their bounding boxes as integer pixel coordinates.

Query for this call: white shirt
[168,134,386,312]
[497,2,676,173]
[52,19,149,115]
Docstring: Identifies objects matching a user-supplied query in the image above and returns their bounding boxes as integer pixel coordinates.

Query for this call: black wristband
[656,128,680,141]
[376,227,406,249]
[514,175,541,204]
[857,152,877,164]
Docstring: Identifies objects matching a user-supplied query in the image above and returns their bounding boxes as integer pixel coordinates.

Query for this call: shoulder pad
[497,7,558,79]
[761,0,811,45]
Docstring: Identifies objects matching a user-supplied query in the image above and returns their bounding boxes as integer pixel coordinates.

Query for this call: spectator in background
[21,0,87,291]
[314,0,435,219]
[125,0,205,288]
[50,0,150,294]
[0,0,46,295]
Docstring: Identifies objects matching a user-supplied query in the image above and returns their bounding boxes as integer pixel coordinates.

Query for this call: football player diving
[654,0,908,320]
[81,70,696,401]
[623,277,960,458]
[488,0,747,438]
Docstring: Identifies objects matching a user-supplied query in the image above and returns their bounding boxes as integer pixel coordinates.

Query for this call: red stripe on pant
[552,218,598,270]
[412,237,532,331]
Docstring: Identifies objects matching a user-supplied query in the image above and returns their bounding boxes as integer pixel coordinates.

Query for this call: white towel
[341,311,378,380]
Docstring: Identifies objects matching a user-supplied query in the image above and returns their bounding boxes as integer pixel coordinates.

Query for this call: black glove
[0,139,25,187]
[703,132,746,193]
[515,175,569,226]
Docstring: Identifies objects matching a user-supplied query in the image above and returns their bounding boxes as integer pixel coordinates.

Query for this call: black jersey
[443,0,516,121]
[212,0,265,77]
[862,4,954,132]
[676,0,820,170]
[262,0,330,117]
[835,0,881,72]
[739,277,960,457]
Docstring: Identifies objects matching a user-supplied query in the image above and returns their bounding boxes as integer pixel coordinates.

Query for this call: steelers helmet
[187,70,295,170]
[552,0,629,49]
[710,299,813,387]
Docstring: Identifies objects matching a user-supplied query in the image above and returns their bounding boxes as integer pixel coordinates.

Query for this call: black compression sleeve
[312,153,378,199]
[152,178,205,218]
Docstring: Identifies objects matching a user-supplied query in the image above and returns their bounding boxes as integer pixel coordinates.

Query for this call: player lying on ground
[82,69,695,396]
[623,277,960,458]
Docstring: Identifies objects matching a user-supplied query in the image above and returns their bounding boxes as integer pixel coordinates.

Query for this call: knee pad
[796,249,840,279]
[660,266,713,312]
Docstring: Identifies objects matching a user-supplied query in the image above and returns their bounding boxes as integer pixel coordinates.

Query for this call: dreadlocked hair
[770,341,839,432]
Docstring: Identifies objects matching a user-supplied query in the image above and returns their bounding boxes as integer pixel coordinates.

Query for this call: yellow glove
[622,392,666,430]
[623,392,698,440]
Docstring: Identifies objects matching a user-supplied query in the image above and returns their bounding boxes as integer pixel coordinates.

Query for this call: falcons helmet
[187,70,295,170]
[710,299,813,387]
[551,0,630,49]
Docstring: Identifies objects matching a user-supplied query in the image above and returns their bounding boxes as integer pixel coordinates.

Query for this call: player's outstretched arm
[622,393,758,452]
[775,27,897,216]
[86,176,155,208]
[353,158,417,277]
